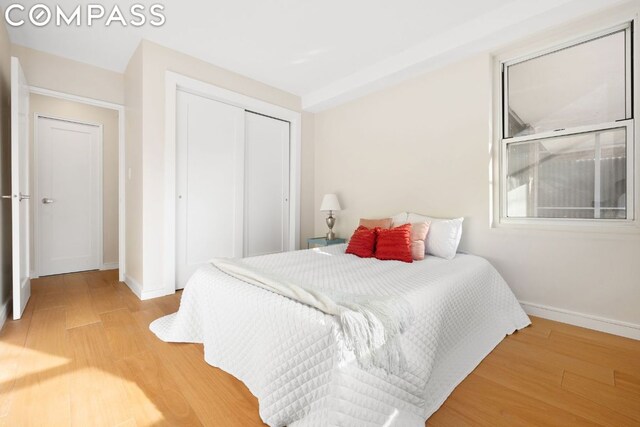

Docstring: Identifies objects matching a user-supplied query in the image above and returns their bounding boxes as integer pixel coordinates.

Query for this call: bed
[150,244,530,426]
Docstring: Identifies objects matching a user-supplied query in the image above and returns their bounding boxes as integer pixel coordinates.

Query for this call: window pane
[506,128,627,219]
[507,31,627,138]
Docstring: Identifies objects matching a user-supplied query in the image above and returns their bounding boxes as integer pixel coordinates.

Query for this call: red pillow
[346,226,377,258]
[375,224,413,263]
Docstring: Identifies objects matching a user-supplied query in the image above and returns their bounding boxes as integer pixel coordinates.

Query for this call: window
[501,24,634,222]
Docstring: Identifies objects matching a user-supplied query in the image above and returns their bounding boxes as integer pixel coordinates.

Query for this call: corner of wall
[11,43,125,105]
[300,111,316,247]
[123,41,144,287]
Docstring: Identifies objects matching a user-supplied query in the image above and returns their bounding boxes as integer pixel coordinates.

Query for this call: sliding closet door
[176,91,244,289]
[244,112,290,257]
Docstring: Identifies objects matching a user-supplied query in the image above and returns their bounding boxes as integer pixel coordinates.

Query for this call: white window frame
[498,22,636,227]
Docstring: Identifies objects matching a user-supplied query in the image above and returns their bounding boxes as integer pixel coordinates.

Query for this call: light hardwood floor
[0,270,638,426]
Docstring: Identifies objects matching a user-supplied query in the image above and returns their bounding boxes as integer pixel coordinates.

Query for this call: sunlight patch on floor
[70,366,165,426]
[0,342,166,426]
[0,342,69,380]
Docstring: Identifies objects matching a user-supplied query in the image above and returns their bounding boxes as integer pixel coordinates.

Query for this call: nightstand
[307,237,346,249]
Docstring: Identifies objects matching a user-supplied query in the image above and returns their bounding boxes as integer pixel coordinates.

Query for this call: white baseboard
[101,262,119,271]
[0,299,10,331]
[124,274,143,299]
[30,264,118,278]
[520,300,640,341]
[141,288,175,301]
[124,275,174,301]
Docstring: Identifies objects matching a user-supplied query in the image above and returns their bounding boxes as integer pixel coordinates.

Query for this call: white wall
[313,31,640,330]
[29,94,120,269]
[11,45,124,105]
[124,44,143,286]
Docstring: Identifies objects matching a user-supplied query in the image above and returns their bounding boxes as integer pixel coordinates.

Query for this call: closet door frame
[164,71,302,291]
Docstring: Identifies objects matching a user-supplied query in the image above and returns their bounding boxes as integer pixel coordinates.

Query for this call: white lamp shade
[320,194,341,212]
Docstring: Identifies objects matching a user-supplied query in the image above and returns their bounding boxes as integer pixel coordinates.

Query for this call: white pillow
[391,212,408,227]
[406,213,464,260]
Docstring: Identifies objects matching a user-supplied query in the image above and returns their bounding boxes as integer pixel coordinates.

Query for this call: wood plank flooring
[0,270,638,426]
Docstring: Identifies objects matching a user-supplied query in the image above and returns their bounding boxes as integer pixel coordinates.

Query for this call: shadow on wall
[0,40,12,312]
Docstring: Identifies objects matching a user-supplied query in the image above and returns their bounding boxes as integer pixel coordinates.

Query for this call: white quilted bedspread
[150,245,530,426]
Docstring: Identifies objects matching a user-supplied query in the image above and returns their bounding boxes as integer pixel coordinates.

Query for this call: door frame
[34,115,103,277]
[165,71,302,291]
[29,87,126,281]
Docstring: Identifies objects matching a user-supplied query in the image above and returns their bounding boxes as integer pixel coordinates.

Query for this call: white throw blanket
[211,258,414,373]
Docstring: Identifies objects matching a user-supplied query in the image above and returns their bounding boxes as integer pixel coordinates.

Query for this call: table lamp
[320,194,342,240]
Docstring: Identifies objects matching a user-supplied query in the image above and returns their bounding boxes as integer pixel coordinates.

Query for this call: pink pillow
[410,222,430,260]
[359,218,392,229]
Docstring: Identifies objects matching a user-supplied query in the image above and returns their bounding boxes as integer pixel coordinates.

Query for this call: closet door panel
[244,112,290,257]
[176,91,244,289]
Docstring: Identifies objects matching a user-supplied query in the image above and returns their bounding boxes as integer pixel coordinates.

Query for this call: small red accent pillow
[375,224,413,263]
[346,226,377,258]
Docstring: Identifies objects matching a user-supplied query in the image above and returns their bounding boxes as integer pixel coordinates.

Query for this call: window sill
[491,218,640,238]
[493,217,640,235]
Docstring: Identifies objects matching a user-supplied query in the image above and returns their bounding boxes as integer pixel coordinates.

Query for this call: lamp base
[325,213,336,241]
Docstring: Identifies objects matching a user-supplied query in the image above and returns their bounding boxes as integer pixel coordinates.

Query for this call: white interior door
[36,117,102,276]
[176,91,244,289]
[10,57,31,320]
[244,112,290,257]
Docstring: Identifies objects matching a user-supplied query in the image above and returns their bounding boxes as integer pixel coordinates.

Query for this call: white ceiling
[1,0,626,111]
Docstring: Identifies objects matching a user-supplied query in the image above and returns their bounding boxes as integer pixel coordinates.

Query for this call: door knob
[19,193,30,202]
[42,198,54,204]
[1,195,11,199]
